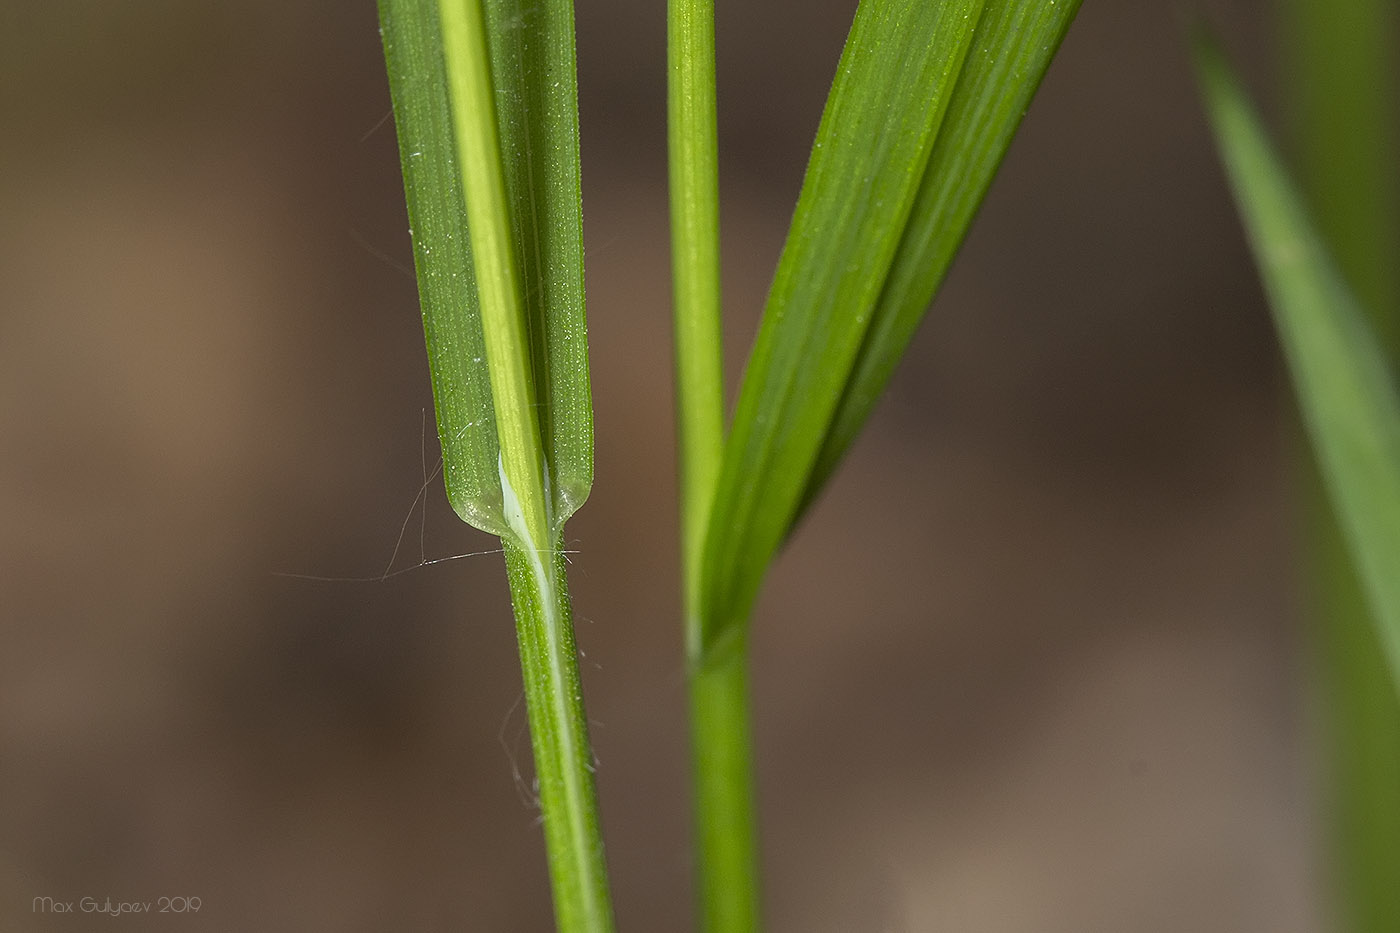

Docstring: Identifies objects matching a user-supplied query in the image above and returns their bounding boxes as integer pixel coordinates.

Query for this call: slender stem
[504,537,616,932]
[688,643,761,933]
[1282,1,1400,930]
[1307,502,1400,933]
[668,0,725,626]
[437,1,614,927]
[668,0,762,929]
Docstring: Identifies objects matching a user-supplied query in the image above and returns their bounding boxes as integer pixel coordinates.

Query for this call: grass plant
[671,2,1080,927]
[373,0,1400,929]
[378,0,1080,928]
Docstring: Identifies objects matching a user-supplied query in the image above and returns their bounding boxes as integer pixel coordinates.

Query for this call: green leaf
[1283,0,1400,353]
[379,4,613,929]
[379,0,591,542]
[479,0,592,531]
[1280,1,1400,929]
[799,0,1082,517]
[1193,31,1400,694]
[380,0,504,534]
[697,0,982,652]
[696,0,1081,656]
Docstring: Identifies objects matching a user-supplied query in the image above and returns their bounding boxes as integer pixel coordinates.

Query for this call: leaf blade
[379,0,591,540]
[380,0,506,535]
[439,0,552,545]
[1194,32,1400,693]
[799,0,1083,518]
[484,0,593,526]
[698,0,986,652]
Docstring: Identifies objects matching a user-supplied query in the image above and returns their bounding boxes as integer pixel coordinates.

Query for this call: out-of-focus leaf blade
[697,0,985,654]
[1284,0,1400,354]
[1194,32,1400,693]
[379,0,591,538]
[798,0,1082,518]
[1282,1,1400,929]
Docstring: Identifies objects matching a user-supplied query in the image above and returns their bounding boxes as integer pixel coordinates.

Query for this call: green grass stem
[666,0,759,928]
[380,0,613,927]
[688,645,761,933]
[668,0,725,652]
[666,3,1080,926]
[436,2,613,927]
[504,537,616,932]
[1309,505,1400,933]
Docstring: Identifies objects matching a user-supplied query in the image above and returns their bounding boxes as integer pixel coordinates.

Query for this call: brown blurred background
[0,1,1331,930]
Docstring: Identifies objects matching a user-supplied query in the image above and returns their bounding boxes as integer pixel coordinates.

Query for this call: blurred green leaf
[379,0,591,540]
[1281,1,1400,929]
[696,0,1082,657]
[1194,31,1400,694]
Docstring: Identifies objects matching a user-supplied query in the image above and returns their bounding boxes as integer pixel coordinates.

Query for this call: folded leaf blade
[484,0,593,526]
[800,0,1083,517]
[379,0,592,539]
[698,0,985,653]
[380,0,505,535]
